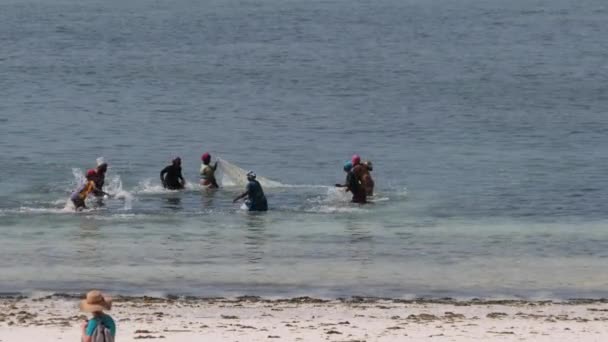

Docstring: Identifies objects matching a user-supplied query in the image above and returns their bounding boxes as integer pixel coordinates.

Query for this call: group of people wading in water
[70,153,374,211]
[335,154,375,204]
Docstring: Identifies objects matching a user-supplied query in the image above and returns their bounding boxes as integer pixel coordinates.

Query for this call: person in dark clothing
[336,156,366,204]
[348,154,367,204]
[335,161,353,188]
[160,157,186,190]
[347,169,367,204]
[92,157,108,197]
[233,171,268,211]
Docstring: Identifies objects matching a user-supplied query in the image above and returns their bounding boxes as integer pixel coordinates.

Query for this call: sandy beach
[1,295,607,341]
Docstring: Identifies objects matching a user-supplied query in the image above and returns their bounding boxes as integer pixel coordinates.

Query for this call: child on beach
[80,290,116,342]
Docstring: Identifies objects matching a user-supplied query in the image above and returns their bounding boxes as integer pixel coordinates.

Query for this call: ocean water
[1,0,608,299]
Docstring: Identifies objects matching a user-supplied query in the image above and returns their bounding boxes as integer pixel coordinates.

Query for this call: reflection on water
[345,220,374,267]
[244,214,268,266]
[200,188,218,208]
[76,217,103,263]
[163,196,182,210]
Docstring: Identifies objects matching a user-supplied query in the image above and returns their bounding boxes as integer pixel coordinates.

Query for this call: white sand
[1,296,607,341]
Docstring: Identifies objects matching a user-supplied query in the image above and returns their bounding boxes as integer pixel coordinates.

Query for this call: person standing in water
[347,154,367,204]
[160,157,186,190]
[71,169,111,210]
[92,157,108,198]
[233,171,268,211]
[361,160,375,196]
[335,161,353,188]
[200,152,219,188]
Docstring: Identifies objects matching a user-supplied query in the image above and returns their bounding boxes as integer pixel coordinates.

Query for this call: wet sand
[1,295,607,341]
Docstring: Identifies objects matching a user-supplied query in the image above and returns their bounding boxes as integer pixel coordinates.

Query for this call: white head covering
[96,157,106,167]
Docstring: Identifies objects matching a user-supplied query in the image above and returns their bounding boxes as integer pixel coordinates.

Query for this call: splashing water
[69,168,133,210]
[133,179,168,194]
[71,168,86,187]
[104,175,133,210]
[134,178,202,194]
[302,186,369,213]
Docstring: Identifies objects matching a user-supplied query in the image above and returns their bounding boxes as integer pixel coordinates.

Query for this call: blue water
[1,0,608,299]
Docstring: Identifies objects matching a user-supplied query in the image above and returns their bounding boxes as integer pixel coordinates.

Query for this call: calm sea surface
[1,0,608,299]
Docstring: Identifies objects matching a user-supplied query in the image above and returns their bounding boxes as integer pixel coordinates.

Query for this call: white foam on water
[89,213,149,221]
[71,168,86,186]
[133,179,172,194]
[305,205,369,214]
[396,187,408,197]
[304,187,369,213]
[15,204,76,214]
[184,181,203,191]
[52,199,68,206]
[104,174,133,210]
[62,198,76,212]
[133,178,202,194]
[368,194,390,202]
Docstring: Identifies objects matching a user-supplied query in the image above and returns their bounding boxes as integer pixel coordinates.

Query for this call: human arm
[212,161,218,171]
[178,169,186,186]
[344,173,357,192]
[91,184,112,198]
[81,320,93,342]
[336,173,354,190]
[233,191,248,203]
[160,167,168,187]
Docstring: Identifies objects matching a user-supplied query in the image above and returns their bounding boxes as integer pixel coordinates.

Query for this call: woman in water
[200,152,219,188]
[71,169,111,210]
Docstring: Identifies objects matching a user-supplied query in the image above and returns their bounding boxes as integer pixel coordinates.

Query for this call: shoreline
[2,292,608,305]
[1,295,607,341]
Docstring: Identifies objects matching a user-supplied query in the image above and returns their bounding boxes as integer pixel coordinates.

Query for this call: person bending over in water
[71,169,111,210]
[92,157,108,198]
[233,171,268,211]
[160,157,185,190]
[200,152,219,188]
[361,160,374,196]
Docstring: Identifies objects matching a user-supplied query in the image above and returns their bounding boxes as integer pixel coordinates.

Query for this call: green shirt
[86,314,116,337]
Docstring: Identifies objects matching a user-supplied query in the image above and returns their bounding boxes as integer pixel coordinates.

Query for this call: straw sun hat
[80,290,112,312]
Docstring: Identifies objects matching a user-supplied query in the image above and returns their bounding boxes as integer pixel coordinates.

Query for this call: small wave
[12,206,74,214]
[308,187,352,204]
[305,205,369,214]
[133,179,169,194]
[133,178,203,194]
[396,187,408,197]
[368,195,390,203]
[52,199,69,206]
